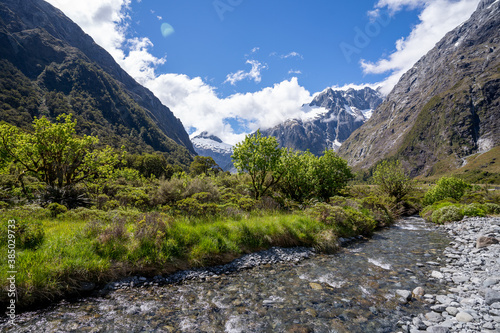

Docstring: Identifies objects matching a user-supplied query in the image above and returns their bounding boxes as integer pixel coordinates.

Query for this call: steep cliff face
[261,87,383,156]
[0,0,195,165]
[339,0,500,176]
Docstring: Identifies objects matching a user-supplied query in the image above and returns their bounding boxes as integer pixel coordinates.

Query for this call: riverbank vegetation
[0,116,499,310]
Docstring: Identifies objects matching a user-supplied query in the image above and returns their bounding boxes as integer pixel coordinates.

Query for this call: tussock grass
[0,208,326,310]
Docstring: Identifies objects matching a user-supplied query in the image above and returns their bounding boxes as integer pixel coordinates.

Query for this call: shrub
[153,177,185,206]
[115,187,149,208]
[424,177,471,205]
[47,202,68,217]
[176,197,219,216]
[420,201,456,221]
[372,160,414,202]
[461,203,486,217]
[430,205,464,224]
[307,203,376,237]
[483,203,500,214]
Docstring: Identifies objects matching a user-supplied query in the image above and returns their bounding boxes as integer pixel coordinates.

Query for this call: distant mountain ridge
[0,0,194,166]
[260,87,383,155]
[339,0,500,177]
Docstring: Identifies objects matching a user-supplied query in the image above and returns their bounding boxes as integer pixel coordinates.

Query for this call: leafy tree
[232,130,283,199]
[0,114,119,190]
[372,160,414,202]
[278,149,316,202]
[311,150,354,201]
[189,156,222,176]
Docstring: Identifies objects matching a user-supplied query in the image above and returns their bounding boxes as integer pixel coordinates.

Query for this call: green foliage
[372,160,414,202]
[232,130,283,199]
[307,203,377,237]
[423,177,471,205]
[461,203,485,217]
[278,149,316,203]
[47,203,68,217]
[189,156,222,176]
[430,205,464,224]
[0,114,120,190]
[311,150,354,201]
[483,203,500,214]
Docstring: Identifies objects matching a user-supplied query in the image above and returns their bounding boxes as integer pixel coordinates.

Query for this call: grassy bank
[1,206,363,310]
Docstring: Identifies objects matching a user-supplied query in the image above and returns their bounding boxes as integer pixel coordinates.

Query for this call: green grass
[0,208,329,309]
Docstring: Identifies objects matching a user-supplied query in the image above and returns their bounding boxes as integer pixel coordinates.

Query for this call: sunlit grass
[0,208,327,309]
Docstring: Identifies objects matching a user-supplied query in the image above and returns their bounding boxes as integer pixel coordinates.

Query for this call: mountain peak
[192,131,223,143]
[260,87,383,155]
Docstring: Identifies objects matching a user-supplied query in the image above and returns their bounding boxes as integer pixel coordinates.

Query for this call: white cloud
[281,51,303,59]
[46,0,130,61]
[46,0,167,85]
[288,70,302,75]
[156,15,163,20]
[363,0,480,94]
[224,60,268,86]
[329,82,381,92]
[271,51,304,59]
[146,75,312,144]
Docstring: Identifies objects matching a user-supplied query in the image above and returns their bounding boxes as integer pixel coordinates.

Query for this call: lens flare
[161,23,174,37]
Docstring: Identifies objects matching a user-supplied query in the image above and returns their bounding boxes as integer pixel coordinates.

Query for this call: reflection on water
[2,217,449,333]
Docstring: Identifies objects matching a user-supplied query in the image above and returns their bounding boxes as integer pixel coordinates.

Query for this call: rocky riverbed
[400,217,500,333]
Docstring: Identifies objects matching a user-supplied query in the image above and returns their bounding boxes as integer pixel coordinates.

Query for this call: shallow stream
[3,216,450,332]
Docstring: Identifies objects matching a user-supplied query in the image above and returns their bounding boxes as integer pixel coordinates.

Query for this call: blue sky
[47,0,480,144]
[127,0,421,96]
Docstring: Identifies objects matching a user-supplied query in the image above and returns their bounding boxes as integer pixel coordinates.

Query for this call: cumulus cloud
[224,60,268,86]
[363,0,480,94]
[146,75,312,144]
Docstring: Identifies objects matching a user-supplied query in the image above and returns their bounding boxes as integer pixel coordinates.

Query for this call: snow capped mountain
[191,132,235,172]
[260,87,383,155]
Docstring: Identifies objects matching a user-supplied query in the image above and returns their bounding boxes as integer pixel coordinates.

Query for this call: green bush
[430,205,464,224]
[47,202,68,217]
[461,203,485,217]
[372,160,414,202]
[420,201,456,221]
[424,177,471,205]
[483,203,500,214]
[307,203,376,237]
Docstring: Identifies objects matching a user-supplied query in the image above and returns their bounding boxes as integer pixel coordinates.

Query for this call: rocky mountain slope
[0,0,194,166]
[191,132,235,172]
[339,0,500,177]
[261,87,383,156]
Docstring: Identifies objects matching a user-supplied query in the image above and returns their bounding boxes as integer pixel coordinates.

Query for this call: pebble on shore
[401,217,500,333]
